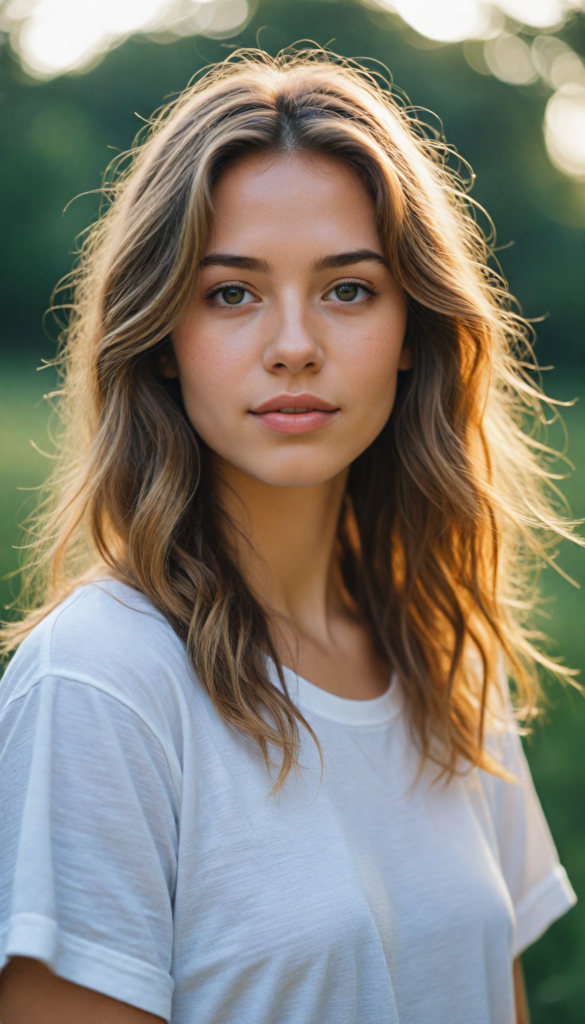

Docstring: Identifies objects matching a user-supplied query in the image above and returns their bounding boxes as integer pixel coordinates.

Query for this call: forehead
[206,152,380,255]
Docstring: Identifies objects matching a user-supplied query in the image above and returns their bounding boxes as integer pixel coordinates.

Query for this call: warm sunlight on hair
[2,48,582,788]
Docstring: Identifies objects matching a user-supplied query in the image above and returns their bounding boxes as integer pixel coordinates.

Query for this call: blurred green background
[1,0,584,1018]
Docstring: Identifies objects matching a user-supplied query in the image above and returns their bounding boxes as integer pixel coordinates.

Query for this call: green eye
[221,286,246,305]
[334,283,359,302]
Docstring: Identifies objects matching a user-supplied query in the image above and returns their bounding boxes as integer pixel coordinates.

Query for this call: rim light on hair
[3,48,581,789]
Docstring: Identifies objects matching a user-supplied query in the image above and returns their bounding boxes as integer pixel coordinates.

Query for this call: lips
[252,393,338,414]
[250,393,340,435]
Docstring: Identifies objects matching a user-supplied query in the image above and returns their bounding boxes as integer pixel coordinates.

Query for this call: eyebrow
[199,248,388,274]
[312,249,388,272]
[199,253,270,272]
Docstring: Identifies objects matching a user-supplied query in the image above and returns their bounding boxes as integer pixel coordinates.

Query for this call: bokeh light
[484,33,538,84]
[545,86,585,178]
[1,0,252,77]
[15,0,167,76]
[387,0,491,43]
[497,0,569,28]
[1,0,585,179]
[380,0,583,43]
[531,34,575,83]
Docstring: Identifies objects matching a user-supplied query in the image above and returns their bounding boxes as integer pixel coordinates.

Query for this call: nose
[262,294,325,376]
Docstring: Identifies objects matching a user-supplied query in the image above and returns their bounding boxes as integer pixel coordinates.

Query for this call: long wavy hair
[2,49,579,787]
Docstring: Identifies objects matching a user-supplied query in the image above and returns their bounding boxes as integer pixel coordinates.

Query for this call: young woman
[0,50,578,1024]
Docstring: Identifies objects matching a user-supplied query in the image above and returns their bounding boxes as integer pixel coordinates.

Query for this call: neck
[214,459,349,642]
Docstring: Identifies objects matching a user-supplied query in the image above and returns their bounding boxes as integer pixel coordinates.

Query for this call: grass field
[1,356,584,1020]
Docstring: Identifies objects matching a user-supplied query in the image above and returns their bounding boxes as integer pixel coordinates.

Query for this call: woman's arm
[0,957,165,1024]
[514,957,530,1024]
[0,955,531,1024]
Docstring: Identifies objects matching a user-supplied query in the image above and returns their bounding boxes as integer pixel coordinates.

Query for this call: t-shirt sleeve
[0,674,180,1021]
[483,684,577,957]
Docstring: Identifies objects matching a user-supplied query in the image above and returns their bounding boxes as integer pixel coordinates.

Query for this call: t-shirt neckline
[273,662,403,727]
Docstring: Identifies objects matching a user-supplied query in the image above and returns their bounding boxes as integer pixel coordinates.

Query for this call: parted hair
[2,48,579,787]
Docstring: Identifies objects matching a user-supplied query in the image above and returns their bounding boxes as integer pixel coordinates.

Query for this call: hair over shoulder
[3,47,581,786]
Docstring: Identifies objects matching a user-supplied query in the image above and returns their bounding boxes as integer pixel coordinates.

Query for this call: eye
[335,283,359,302]
[325,281,375,304]
[209,284,256,306]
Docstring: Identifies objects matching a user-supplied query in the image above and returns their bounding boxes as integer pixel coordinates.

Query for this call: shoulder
[0,580,195,728]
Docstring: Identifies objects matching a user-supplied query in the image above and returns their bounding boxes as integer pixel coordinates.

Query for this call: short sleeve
[482,687,577,956]
[0,674,180,1020]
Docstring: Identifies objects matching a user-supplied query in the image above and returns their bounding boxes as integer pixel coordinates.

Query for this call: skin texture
[171,153,410,492]
[0,957,165,1023]
[0,152,529,1022]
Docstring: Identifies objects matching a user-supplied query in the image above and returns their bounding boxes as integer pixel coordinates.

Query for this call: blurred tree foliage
[1,2,584,1020]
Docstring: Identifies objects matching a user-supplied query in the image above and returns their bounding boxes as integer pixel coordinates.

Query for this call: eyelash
[326,278,378,302]
[206,281,255,305]
[205,277,379,306]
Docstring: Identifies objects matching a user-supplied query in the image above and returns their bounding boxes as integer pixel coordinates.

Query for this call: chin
[243,453,348,489]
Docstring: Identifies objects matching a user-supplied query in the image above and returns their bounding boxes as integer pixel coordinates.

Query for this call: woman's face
[169,152,410,488]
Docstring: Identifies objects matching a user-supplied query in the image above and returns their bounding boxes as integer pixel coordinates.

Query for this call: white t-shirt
[0,580,576,1024]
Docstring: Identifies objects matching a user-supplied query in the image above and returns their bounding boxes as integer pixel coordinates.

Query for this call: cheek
[172,324,246,433]
[332,313,407,459]
[343,327,404,418]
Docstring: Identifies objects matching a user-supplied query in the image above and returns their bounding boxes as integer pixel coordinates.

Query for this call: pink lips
[250,393,340,434]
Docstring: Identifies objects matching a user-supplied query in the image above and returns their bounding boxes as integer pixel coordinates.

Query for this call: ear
[398,344,413,371]
[159,348,180,379]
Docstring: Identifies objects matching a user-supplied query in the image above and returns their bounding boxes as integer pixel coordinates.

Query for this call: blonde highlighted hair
[2,48,580,786]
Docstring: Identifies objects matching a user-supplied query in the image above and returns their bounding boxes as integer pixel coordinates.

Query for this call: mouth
[250,393,340,435]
